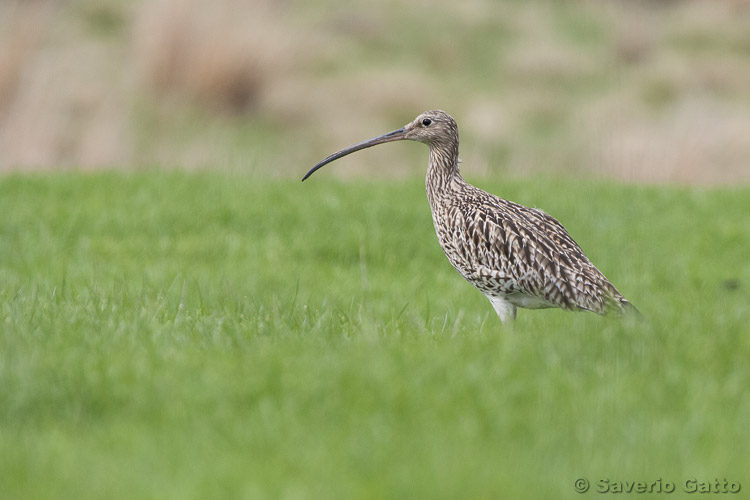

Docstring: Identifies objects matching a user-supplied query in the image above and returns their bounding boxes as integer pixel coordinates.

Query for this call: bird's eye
[422,118,432,127]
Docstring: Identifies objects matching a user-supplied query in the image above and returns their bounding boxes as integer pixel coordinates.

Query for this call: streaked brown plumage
[303,110,638,323]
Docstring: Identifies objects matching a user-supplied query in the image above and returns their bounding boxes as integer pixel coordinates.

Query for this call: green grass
[1,171,748,499]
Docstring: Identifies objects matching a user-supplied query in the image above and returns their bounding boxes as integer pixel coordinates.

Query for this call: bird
[302,110,638,323]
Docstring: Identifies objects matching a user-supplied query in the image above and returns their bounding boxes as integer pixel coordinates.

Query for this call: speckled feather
[428,175,630,315]
[304,109,638,323]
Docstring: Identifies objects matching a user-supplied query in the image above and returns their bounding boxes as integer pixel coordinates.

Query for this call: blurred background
[1,0,749,184]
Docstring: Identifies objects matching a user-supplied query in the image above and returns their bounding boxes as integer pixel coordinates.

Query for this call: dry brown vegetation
[1,0,749,184]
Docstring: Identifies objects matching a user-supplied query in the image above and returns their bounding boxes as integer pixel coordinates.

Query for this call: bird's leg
[488,296,517,324]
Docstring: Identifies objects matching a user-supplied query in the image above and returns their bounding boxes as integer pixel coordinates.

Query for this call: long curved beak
[302,127,407,181]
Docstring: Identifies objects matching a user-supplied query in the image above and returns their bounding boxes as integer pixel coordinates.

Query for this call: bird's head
[402,110,458,146]
[302,110,457,181]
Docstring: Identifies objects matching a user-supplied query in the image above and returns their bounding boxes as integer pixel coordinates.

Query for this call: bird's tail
[619,299,643,320]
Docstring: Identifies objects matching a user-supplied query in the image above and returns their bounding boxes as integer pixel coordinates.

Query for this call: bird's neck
[426,142,463,201]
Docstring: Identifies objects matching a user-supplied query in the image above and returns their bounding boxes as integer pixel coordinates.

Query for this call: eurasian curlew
[302,110,638,323]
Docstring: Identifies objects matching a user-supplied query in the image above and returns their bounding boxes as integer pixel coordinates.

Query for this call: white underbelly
[505,292,555,309]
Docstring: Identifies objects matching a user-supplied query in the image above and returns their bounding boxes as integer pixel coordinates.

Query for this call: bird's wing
[449,194,625,313]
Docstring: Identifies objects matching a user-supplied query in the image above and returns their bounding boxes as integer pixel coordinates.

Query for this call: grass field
[1,170,748,499]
